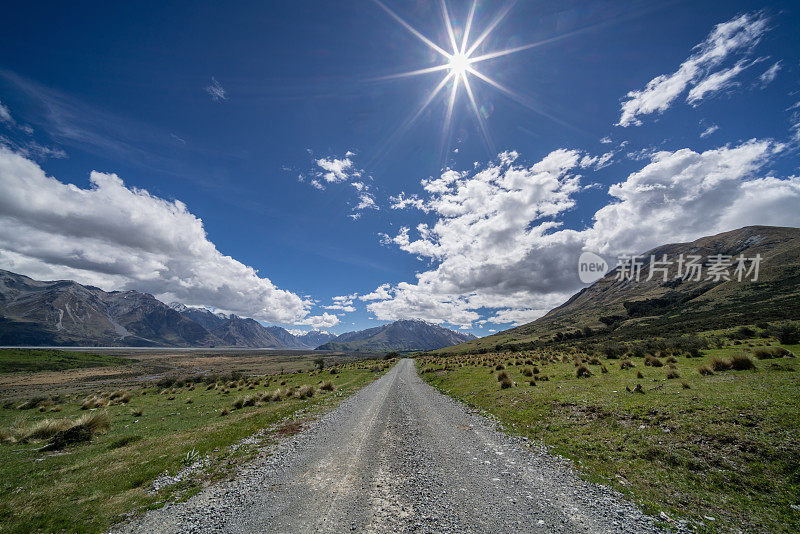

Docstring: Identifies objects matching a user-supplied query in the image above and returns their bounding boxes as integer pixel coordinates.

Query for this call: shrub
[576,365,592,378]
[729,354,756,371]
[777,323,800,345]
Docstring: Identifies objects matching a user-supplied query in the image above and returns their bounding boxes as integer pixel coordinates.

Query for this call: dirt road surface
[115,359,669,533]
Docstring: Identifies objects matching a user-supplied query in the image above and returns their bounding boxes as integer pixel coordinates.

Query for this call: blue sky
[1,0,799,335]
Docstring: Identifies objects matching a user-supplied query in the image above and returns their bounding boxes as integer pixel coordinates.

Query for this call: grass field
[418,339,800,533]
[0,349,129,373]
[0,357,394,533]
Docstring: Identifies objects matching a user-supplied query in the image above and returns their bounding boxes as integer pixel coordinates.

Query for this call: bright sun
[374,0,537,155]
[448,53,470,76]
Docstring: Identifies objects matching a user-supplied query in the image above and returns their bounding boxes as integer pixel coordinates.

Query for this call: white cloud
[759,60,782,86]
[205,77,228,102]
[700,124,719,138]
[294,312,340,329]
[0,101,13,125]
[365,140,800,327]
[686,59,758,105]
[316,156,357,183]
[323,294,358,313]
[0,148,321,324]
[617,12,768,126]
[305,151,378,218]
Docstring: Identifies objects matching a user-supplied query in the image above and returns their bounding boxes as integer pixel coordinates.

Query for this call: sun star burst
[373,0,539,157]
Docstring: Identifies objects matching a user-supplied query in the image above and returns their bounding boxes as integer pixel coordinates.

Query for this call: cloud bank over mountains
[368,139,800,327]
[0,147,333,327]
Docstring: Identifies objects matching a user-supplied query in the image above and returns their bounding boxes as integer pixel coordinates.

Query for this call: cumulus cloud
[323,294,358,313]
[205,77,228,102]
[303,150,379,218]
[365,140,800,327]
[293,312,340,329]
[617,12,769,126]
[0,148,324,325]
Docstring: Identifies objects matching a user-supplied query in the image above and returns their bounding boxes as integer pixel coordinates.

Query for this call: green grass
[0,360,393,533]
[0,349,129,373]
[418,342,800,533]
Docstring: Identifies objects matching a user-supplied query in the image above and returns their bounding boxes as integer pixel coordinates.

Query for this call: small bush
[777,323,800,345]
[576,365,592,378]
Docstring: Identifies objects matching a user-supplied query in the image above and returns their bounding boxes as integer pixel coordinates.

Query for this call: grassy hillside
[440,226,800,355]
[418,331,800,533]
[0,358,395,533]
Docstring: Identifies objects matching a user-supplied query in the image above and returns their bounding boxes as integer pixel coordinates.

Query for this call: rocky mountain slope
[0,270,218,347]
[316,319,476,352]
[440,225,800,353]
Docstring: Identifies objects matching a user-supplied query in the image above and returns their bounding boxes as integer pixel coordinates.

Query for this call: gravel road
[115,358,671,533]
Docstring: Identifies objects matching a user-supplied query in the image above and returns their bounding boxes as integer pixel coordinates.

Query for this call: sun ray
[440,74,461,157]
[465,1,516,57]
[440,0,459,56]
[372,0,452,60]
[368,64,451,82]
[469,43,540,64]
[460,1,477,55]
[461,72,494,153]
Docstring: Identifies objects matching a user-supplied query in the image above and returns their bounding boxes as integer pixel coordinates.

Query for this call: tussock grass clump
[496,370,510,382]
[220,407,230,416]
[588,357,601,365]
[521,368,533,377]
[697,365,714,376]
[644,356,663,367]
[636,370,644,379]
[576,365,592,378]
[320,380,335,391]
[710,357,731,371]
[666,369,680,379]
[130,408,143,417]
[752,347,793,359]
[620,359,635,370]
[3,411,110,446]
[295,385,315,399]
[17,396,47,410]
[499,376,513,389]
[729,354,756,371]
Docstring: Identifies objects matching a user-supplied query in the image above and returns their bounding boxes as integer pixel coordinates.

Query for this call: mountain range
[316,319,476,352]
[440,225,800,353]
[0,269,472,351]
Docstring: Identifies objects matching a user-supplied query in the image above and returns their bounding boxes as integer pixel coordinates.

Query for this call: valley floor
[115,359,667,534]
